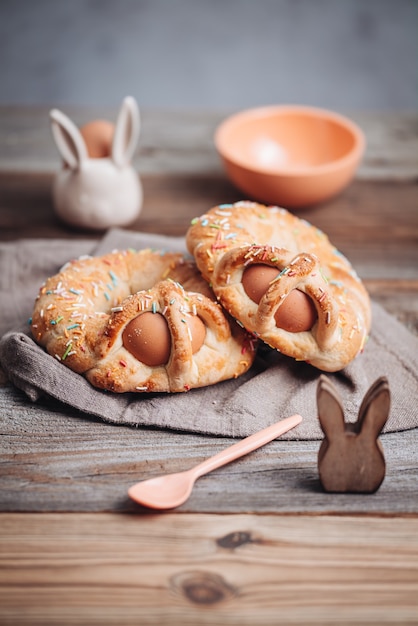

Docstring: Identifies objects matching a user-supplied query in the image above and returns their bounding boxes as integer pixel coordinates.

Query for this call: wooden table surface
[1,107,418,625]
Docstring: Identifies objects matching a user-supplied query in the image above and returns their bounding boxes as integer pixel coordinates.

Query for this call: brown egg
[242,264,317,333]
[242,264,280,304]
[274,289,317,333]
[186,314,206,353]
[122,311,206,367]
[123,312,171,367]
[79,120,114,158]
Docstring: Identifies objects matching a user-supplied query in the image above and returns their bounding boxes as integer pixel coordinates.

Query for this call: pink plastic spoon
[128,414,302,509]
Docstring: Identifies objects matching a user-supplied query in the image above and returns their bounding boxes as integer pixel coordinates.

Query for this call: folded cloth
[1,229,417,439]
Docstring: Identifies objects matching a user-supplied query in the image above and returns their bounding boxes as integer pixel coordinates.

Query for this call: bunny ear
[112,96,140,168]
[317,375,345,439]
[358,377,390,438]
[49,109,88,170]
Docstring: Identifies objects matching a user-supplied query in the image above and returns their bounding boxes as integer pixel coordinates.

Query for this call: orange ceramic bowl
[215,105,365,209]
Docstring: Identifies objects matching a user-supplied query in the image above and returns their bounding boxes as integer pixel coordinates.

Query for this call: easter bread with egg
[186,201,371,372]
[31,249,255,393]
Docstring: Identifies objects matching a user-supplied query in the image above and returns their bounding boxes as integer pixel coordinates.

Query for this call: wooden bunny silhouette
[317,375,390,493]
[50,96,142,230]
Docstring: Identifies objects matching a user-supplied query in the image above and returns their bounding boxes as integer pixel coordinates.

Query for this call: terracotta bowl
[215,105,365,209]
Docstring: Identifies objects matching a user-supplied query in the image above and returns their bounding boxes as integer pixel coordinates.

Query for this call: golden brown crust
[31,249,256,392]
[186,201,371,371]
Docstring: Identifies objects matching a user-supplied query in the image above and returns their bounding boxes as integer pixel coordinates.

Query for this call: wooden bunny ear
[317,375,345,439]
[357,376,390,439]
[112,96,140,168]
[49,109,88,170]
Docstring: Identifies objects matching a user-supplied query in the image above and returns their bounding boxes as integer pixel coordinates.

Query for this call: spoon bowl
[128,470,196,510]
[128,414,302,509]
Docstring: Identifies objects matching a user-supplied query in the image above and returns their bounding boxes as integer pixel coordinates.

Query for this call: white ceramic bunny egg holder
[49,96,142,230]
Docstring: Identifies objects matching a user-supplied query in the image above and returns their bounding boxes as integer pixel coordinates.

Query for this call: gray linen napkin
[0,229,417,439]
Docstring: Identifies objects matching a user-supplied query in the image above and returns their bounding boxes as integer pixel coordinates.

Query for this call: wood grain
[1,385,417,514]
[1,173,418,248]
[1,512,417,625]
[1,107,417,180]
[1,171,417,328]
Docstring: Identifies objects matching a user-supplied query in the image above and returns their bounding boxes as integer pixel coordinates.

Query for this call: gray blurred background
[0,0,417,111]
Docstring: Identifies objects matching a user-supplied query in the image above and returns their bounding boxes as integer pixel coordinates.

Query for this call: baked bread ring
[186,201,371,372]
[31,249,256,392]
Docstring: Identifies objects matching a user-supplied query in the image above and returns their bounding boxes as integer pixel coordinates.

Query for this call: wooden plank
[364,279,418,336]
[1,172,417,261]
[1,385,417,514]
[1,107,417,180]
[0,512,417,625]
[1,174,417,334]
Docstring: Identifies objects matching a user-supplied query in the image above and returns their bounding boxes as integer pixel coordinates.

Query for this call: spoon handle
[192,414,302,479]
